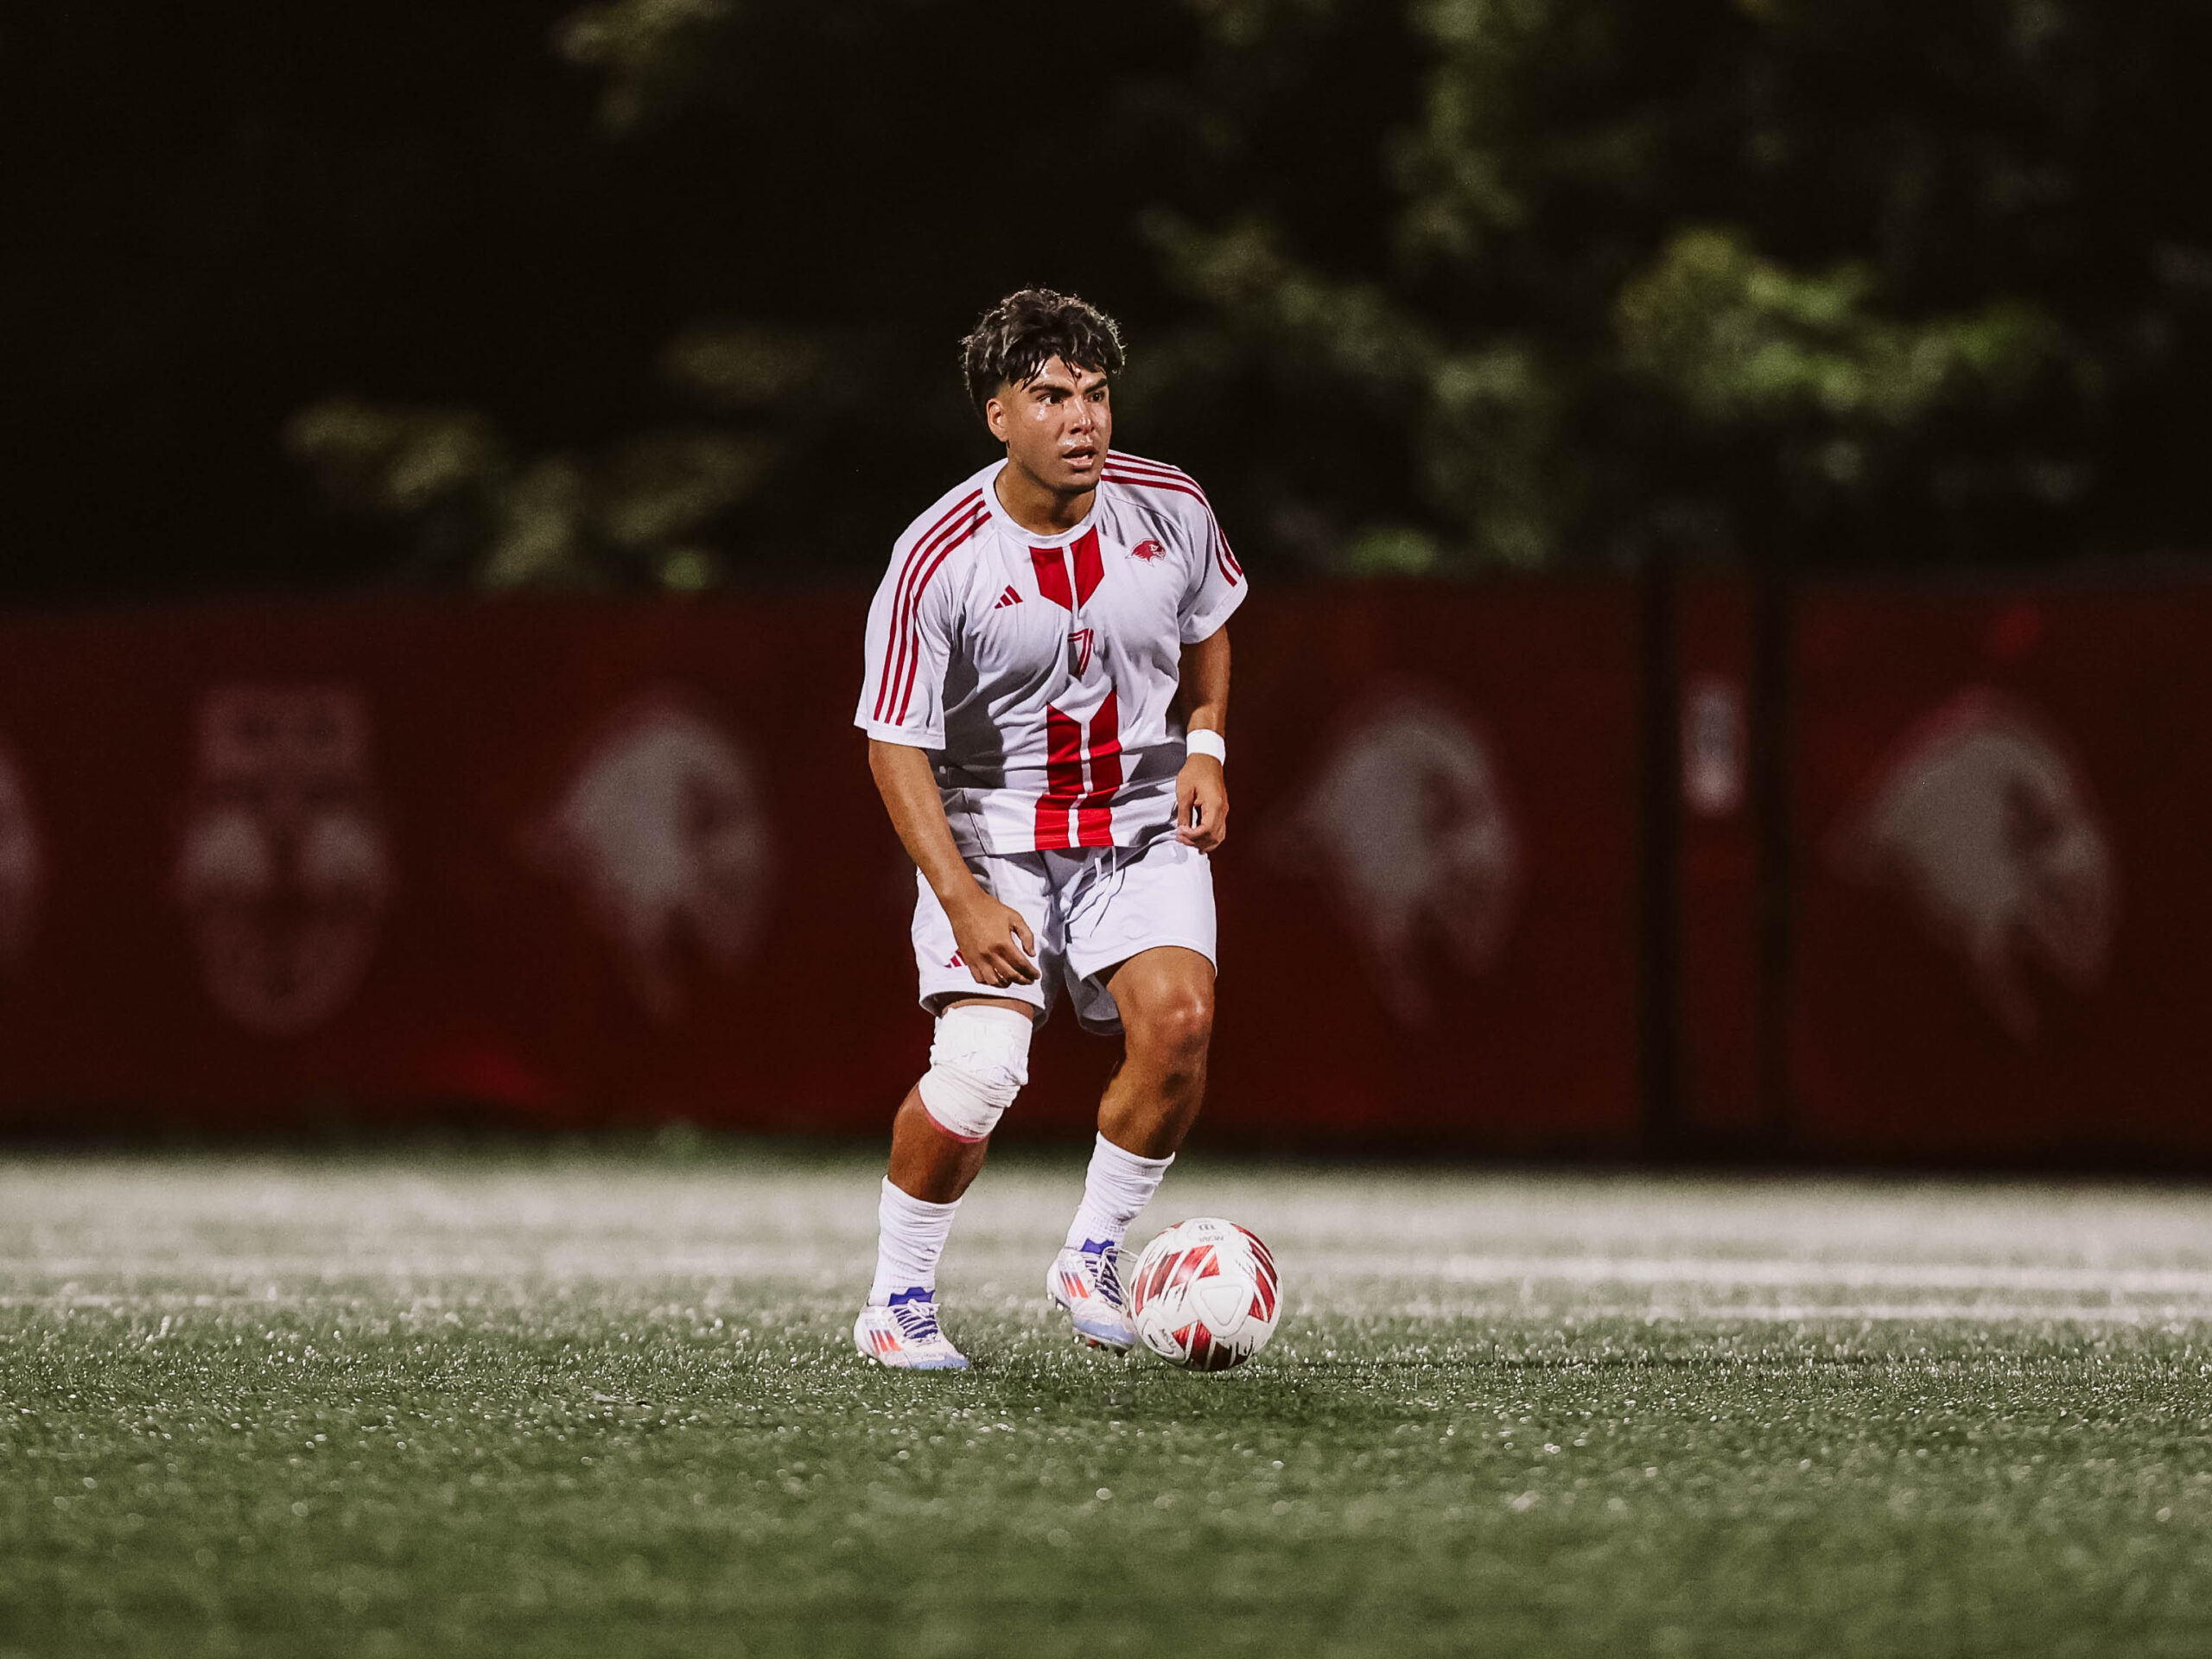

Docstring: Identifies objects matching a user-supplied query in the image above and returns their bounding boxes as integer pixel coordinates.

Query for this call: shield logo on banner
[532,692,775,1021]
[174,686,394,1036]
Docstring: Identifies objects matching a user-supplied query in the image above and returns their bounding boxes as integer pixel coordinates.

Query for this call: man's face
[986,356,1111,494]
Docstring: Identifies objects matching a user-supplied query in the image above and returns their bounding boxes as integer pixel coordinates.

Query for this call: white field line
[3,1295,2209,1327]
[1336,1255,2212,1296]
[0,1249,867,1280]
[1360,1297,2212,1325]
[10,1249,2212,1294]
[1631,1301,2212,1323]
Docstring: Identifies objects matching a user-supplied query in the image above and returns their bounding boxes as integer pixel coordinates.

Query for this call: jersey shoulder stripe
[874,487,983,721]
[1102,450,1204,495]
[892,507,987,722]
[1102,453,1243,587]
[875,488,987,723]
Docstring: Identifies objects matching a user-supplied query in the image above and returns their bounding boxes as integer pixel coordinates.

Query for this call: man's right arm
[868,739,1039,988]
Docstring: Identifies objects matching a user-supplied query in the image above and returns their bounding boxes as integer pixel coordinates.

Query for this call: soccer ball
[1126,1217,1281,1371]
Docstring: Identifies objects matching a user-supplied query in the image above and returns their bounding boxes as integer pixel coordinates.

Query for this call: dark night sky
[7,3,644,598]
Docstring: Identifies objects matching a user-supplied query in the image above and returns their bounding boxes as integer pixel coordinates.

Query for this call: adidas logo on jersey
[945,950,963,969]
[992,586,1023,609]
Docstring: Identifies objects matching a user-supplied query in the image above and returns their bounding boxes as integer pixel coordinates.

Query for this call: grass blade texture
[3,1147,2209,1656]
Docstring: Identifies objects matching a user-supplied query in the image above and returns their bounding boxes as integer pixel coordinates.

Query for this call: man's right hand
[868,740,1040,991]
[946,888,1039,989]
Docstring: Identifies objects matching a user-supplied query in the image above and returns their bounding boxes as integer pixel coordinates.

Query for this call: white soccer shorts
[911,833,1217,1034]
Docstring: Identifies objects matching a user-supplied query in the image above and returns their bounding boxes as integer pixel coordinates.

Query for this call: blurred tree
[285,0,1224,591]
[307,0,2212,583]
[1138,0,2212,572]
[5,0,2209,597]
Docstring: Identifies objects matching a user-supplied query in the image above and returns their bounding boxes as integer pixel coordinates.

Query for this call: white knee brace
[916,1004,1033,1142]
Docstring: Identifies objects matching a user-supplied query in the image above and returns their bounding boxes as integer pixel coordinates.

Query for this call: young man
[852,289,1245,1369]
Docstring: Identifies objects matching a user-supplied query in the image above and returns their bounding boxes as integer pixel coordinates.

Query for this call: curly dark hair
[960,289,1127,419]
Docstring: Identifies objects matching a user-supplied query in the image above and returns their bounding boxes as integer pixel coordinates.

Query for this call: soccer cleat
[854,1289,969,1370]
[1048,1242,1138,1351]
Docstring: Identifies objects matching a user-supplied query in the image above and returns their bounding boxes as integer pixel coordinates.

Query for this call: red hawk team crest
[1828,688,2116,1042]
[534,692,775,1021]
[1271,692,1522,1025]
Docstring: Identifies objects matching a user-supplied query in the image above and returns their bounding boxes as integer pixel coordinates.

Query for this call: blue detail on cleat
[1047,1243,1138,1352]
[855,1290,969,1370]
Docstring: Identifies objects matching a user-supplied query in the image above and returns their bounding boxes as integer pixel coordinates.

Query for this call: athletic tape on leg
[916,1005,1033,1141]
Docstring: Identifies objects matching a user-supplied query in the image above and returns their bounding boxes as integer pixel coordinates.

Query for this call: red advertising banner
[1217,583,1643,1151]
[1786,578,2212,1162]
[0,588,1644,1151]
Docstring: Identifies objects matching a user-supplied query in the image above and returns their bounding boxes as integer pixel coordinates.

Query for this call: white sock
[1065,1132,1174,1252]
[869,1179,961,1305]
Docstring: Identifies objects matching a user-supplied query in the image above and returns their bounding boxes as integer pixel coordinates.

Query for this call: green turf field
[3,1144,2210,1656]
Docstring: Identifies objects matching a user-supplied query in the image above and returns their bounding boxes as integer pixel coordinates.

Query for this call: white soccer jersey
[856,450,1247,855]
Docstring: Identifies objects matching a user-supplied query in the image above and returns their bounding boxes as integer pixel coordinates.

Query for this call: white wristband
[1185,729,1226,766]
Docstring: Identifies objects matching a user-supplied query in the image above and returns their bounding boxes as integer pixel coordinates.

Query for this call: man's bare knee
[1128,992,1213,1067]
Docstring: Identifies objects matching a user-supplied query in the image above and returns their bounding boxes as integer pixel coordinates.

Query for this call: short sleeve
[1179,504,1248,644]
[855,543,961,749]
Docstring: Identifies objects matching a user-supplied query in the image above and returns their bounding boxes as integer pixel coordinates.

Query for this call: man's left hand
[1175,757,1229,854]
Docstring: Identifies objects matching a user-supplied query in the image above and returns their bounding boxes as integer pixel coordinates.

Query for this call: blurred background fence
[8,0,2212,1163]
[0,568,2202,1165]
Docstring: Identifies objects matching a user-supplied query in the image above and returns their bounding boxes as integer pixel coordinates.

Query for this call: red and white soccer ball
[1127,1217,1281,1371]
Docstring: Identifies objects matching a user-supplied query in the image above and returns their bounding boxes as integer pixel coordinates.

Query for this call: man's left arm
[1175,625,1230,853]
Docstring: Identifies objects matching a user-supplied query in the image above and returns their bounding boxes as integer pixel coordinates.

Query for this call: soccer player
[852,289,1245,1370]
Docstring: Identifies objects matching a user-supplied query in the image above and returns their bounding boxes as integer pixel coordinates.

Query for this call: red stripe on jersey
[893,512,986,723]
[1072,526,1104,605]
[1103,452,1205,494]
[876,493,985,722]
[877,492,983,721]
[892,510,983,722]
[1099,470,1210,504]
[1033,528,1103,612]
[875,491,978,720]
[1075,689,1121,847]
[1214,530,1243,587]
[1031,545,1073,611]
[892,499,988,720]
[1103,467,1243,590]
[1036,704,1084,850]
[1102,465,1211,524]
